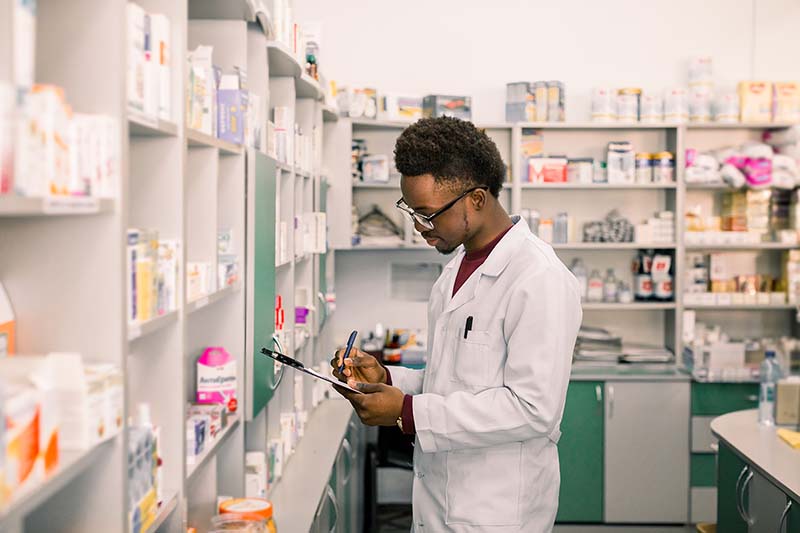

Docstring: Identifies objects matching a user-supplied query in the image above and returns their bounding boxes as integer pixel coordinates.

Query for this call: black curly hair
[394,117,506,198]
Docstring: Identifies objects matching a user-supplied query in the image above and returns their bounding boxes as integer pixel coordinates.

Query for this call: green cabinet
[556,381,604,523]
[788,498,800,531]
[318,178,329,298]
[717,441,749,533]
[249,152,278,417]
[691,383,758,416]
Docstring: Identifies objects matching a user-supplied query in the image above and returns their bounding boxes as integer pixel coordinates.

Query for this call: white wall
[296,0,800,123]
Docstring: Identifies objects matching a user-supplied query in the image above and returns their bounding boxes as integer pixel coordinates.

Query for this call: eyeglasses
[395,186,488,231]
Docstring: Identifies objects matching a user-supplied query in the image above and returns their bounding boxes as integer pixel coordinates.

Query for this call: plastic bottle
[603,268,618,302]
[570,258,588,300]
[587,269,604,302]
[758,350,783,425]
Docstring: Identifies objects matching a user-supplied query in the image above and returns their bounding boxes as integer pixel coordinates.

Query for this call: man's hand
[335,381,404,426]
[330,348,387,385]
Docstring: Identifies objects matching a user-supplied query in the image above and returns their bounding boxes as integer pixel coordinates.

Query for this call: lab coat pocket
[445,442,522,526]
[453,331,491,387]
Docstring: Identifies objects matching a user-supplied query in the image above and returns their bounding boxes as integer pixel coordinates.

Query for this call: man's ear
[471,188,487,211]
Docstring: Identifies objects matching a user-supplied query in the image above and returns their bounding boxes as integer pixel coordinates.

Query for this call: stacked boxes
[422,95,472,120]
[721,190,771,234]
[506,81,565,122]
[127,230,179,324]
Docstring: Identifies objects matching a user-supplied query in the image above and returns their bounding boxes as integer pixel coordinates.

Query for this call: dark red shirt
[396,223,514,435]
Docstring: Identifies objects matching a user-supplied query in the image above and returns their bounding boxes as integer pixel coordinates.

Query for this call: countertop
[270,398,355,532]
[711,409,800,501]
[569,363,692,381]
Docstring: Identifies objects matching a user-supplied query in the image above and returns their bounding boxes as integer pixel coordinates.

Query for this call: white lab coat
[389,216,582,533]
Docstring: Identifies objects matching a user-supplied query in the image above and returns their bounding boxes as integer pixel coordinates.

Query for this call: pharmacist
[332,117,582,532]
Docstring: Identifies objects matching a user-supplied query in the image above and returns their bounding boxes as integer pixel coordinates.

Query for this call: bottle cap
[765,350,776,358]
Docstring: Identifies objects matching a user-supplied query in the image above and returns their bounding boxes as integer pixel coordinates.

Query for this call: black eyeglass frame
[395,186,489,230]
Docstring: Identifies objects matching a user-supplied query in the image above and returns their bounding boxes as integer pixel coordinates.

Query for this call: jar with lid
[652,152,674,183]
[216,499,277,533]
[616,88,642,122]
[635,153,653,184]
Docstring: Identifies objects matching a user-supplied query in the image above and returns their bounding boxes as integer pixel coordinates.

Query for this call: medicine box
[217,72,247,145]
[380,94,423,122]
[776,378,800,425]
[738,81,773,123]
[422,94,472,120]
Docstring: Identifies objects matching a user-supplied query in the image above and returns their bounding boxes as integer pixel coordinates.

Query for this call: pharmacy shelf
[128,114,179,137]
[685,243,798,251]
[322,104,339,122]
[351,118,416,130]
[553,242,676,250]
[186,128,243,155]
[276,258,293,269]
[296,73,323,100]
[514,122,681,130]
[0,195,115,217]
[267,40,302,78]
[296,169,312,179]
[334,243,432,251]
[685,182,731,190]
[521,182,677,190]
[144,491,179,533]
[186,415,241,481]
[277,162,293,173]
[686,122,797,130]
[127,310,179,342]
[186,282,242,315]
[685,303,795,310]
[188,0,273,32]
[352,181,401,189]
[0,432,119,525]
[583,302,676,311]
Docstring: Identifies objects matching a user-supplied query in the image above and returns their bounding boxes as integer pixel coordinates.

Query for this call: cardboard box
[739,81,773,123]
[776,378,800,426]
[422,94,471,120]
[773,82,800,123]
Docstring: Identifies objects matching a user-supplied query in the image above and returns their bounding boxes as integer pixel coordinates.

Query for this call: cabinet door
[335,442,350,533]
[556,381,604,523]
[786,498,800,532]
[604,381,690,523]
[717,441,749,533]
[248,152,278,417]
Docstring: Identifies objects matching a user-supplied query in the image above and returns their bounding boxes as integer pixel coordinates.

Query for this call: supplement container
[664,88,688,123]
[635,153,653,184]
[640,94,663,123]
[218,498,277,533]
[652,152,674,183]
[616,88,641,122]
[591,87,616,122]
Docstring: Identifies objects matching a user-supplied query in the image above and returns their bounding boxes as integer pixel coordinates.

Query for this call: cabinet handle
[318,292,327,328]
[607,385,615,419]
[595,385,602,403]
[735,465,749,521]
[740,469,755,526]
[270,334,286,391]
[326,485,339,533]
[779,499,792,533]
[341,439,353,485]
[747,394,758,402]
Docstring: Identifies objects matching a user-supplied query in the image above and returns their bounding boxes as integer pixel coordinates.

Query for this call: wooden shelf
[521,182,676,190]
[186,415,241,481]
[322,105,339,122]
[296,73,323,100]
[267,41,302,78]
[684,242,798,251]
[686,122,797,130]
[0,432,119,525]
[128,114,179,137]
[187,128,243,155]
[0,196,115,217]
[144,491,179,533]
[186,282,241,315]
[128,310,179,342]
[553,242,676,250]
[583,302,676,311]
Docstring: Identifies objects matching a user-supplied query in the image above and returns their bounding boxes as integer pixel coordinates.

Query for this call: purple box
[295,307,309,324]
[217,74,247,145]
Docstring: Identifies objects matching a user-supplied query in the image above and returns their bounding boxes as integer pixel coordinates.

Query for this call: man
[332,117,582,532]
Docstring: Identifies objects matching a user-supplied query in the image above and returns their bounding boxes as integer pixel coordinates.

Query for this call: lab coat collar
[441,215,528,314]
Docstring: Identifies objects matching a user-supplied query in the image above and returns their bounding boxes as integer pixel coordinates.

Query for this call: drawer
[691,453,716,487]
[691,416,718,453]
[690,487,717,524]
[691,382,758,416]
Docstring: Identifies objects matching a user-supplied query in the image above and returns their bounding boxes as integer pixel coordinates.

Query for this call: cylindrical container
[635,153,653,184]
[689,86,712,123]
[591,87,616,122]
[616,88,642,122]
[553,212,569,244]
[218,499,277,533]
[538,218,554,243]
[664,88,688,123]
[640,94,664,123]
[713,92,739,123]
[652,152,675,183]
[533,82,548,122]
[546,81,565,122]
[567,158,594,183]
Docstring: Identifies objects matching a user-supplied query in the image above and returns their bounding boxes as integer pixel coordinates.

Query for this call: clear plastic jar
[210,514,266,533]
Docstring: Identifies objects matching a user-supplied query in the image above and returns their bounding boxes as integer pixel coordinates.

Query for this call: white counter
[711,409,800,501]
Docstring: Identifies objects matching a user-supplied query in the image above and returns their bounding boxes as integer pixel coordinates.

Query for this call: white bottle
[570,258,588,300]
[587,269,604,302]
[603,268,618,303]
[758,350,783,425]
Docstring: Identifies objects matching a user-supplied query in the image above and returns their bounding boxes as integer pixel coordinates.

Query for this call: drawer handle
[747,394,758,402]
[779,499,792,533]
[740,469,755,526]
[709,442,719,453]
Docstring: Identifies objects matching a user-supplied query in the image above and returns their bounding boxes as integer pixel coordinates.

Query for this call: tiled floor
[373,506,699,533]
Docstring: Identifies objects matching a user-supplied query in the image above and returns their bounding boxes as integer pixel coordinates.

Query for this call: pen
[339,330,358,374]
[464,316,473,339]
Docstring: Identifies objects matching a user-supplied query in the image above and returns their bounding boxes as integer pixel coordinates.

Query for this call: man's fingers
[350,355,373,368]
[356,382,384,394]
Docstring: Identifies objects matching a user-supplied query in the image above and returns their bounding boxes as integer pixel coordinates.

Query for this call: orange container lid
[219,498,274,520]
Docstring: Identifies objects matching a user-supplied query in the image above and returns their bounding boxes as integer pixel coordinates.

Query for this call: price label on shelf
[43,197,101,214]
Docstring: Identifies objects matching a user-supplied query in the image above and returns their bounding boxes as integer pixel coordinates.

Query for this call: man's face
[399,174,473,255]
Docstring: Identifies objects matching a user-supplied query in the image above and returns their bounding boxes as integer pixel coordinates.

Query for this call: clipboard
[260,347,363,394]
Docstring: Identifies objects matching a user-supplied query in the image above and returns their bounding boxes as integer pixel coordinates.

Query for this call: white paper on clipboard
[260,348,363,394]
